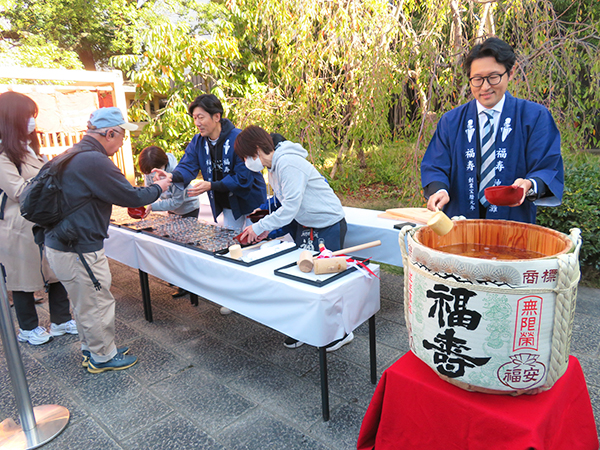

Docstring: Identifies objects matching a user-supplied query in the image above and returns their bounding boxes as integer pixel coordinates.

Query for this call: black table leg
[319,346,330,421]
[369,315,377,384]
[190,293,198,307]
[138,270,153,323]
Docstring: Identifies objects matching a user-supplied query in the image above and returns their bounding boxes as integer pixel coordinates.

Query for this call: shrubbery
[537,153,600,271]
[320,140,425,208]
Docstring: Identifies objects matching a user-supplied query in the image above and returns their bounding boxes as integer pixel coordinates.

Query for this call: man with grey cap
[45,107,171,373]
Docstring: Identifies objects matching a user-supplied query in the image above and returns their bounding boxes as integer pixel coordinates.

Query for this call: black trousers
[293,218,348,252]
[12,282,71,331]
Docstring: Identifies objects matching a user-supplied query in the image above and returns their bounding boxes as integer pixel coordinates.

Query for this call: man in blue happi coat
[159,94,266,231]
[421,37,564,224]
[151,94,267,314]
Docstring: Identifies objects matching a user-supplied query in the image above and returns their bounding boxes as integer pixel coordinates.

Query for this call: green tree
[110,0,600,176]
[0,33,83,70]
[111,1,243,157]
[227,0,404,177]
[0,0,141,70]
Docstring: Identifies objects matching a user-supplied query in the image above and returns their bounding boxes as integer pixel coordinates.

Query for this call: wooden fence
[38,130,131,171]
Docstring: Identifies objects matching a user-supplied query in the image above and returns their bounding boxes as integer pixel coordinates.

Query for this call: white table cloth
[343,206,407,266]
[105,225,380,347]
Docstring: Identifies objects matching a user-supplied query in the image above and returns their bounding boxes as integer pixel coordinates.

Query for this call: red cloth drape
[358,351,598,450]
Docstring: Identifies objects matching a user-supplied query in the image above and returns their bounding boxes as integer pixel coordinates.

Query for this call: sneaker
[171,287,188,298]
[82,347,130,368]
[87,352,138,374]
[325,332,354,352]
[17,326,53,345]
[50,320,78,336]
[283,337,304,349]
[220,307,232,315]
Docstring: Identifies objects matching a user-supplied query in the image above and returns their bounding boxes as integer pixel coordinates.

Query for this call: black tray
[214,241,298,266]
[273,256,370,287]
[109,223,233,256]
[139,229,222,255]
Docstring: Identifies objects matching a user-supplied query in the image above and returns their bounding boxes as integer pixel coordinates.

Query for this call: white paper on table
[276,261,353,283]
[242,240,296,262]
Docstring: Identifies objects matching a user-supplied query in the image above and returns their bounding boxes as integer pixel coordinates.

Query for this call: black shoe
[171,287,188,298]
[283,337,304,349]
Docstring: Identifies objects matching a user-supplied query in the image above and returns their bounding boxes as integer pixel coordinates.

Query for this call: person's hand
[150,169,172,192]
[187,180,211,197]
[142,204,152,218]
[240,225,258,244]
[151,168,172,182]
[256,230,269,241]
[508,178,533,207]
[427,190,450,212]
[154,177,171,193]
[240,225,269,244]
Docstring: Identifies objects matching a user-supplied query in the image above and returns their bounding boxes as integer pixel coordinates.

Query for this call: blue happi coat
[421,92,564,224]
[172,119,266,222]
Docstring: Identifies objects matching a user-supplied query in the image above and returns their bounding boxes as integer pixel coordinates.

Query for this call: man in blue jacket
[421,37,564,224]
[168,94,266,231]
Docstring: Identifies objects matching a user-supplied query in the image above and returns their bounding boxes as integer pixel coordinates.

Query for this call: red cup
[484,185,524,206]
[234,231,249,245]
[248,209,269,223]
[127,206,146,219]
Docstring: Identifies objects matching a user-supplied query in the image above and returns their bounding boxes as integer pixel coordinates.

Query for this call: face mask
[27,117,36,134]
[245,155,264,172]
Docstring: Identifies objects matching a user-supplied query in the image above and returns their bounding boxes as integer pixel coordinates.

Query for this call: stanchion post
[0,265,36,432]
[0,264,70,449]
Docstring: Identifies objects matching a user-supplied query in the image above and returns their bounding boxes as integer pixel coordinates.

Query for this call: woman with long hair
[0,91,77,345]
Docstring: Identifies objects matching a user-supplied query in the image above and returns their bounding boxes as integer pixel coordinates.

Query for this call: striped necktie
[478,111,496,207]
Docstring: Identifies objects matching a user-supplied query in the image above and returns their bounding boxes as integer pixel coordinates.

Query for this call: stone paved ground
[0,260,598,449]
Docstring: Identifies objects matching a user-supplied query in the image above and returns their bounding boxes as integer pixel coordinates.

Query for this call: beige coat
[0,148,58,291]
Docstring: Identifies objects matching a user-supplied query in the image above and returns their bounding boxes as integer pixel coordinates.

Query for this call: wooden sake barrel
[399,219,581,394]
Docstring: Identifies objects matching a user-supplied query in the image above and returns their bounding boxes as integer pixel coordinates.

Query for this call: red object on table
[357,351,598,450]
[234,231,249,245]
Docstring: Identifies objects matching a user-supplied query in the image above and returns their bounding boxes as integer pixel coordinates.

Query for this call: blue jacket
[421,92,564,224]
[172,119,266,221]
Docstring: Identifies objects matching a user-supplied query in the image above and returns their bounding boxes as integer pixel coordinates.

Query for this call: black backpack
[20,146,93,229]
[19,146,102,290]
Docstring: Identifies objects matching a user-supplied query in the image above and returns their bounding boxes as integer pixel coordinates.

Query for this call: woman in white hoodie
[235,125,353,351]
[236,125,346,252]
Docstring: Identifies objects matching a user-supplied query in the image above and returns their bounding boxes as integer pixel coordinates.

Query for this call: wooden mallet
[297,240,382,274]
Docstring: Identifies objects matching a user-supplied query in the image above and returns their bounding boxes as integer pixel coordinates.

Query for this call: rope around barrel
[548,228,581,385]
[398,223,582,390]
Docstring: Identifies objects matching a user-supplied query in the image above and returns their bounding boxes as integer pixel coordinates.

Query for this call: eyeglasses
[112,128,129,141]
[469,70,509,88]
